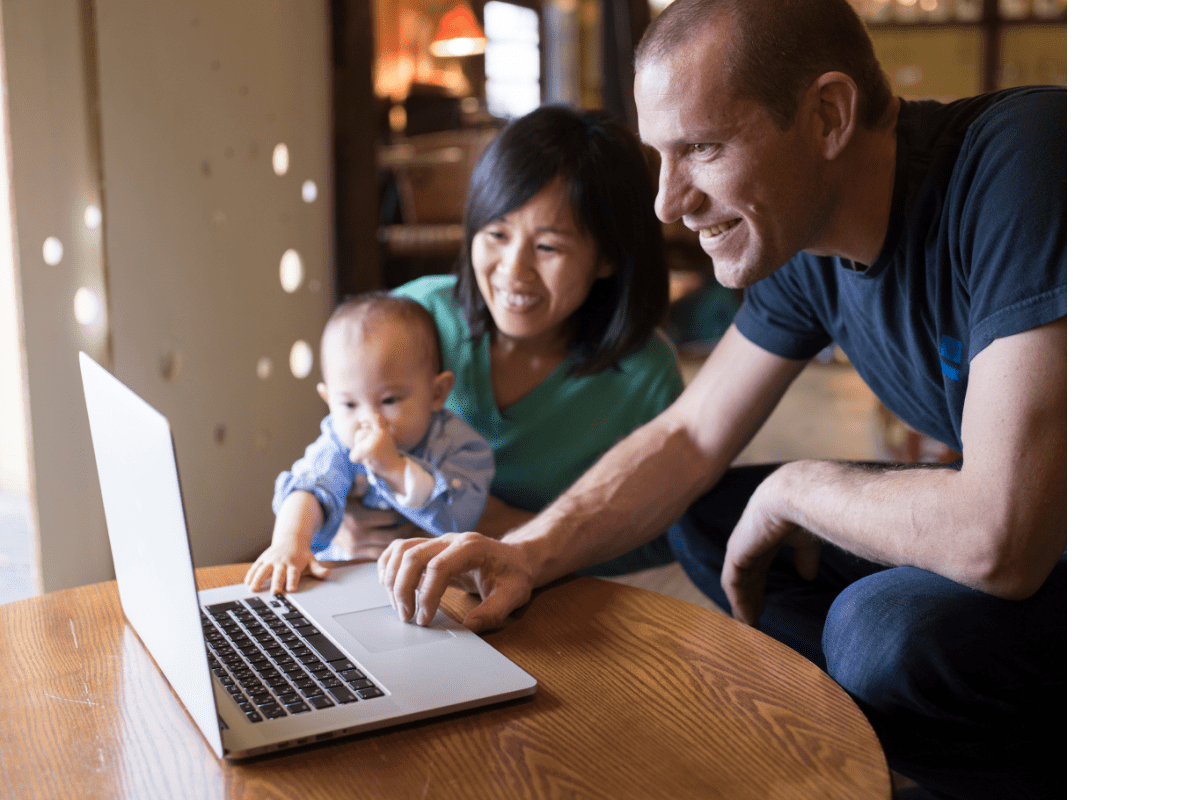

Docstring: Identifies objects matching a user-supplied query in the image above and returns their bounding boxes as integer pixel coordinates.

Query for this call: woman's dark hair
[454,105,668,376]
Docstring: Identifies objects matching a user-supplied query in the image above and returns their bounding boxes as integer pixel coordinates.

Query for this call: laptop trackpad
[333,605,458,653]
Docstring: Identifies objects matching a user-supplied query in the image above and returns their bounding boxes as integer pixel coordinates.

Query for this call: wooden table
[0,564,890,799]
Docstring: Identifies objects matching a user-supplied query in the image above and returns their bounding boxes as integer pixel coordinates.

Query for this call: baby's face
[318,319,449,455]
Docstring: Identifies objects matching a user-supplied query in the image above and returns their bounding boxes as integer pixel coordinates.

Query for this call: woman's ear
[596,258,616,279]
[810,71,858,161]
[430,371,455,410]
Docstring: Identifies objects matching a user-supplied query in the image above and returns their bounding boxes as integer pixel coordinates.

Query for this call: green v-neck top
[395,275,685,513]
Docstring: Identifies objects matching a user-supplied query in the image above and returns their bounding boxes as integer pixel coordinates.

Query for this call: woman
[338,105,683,575]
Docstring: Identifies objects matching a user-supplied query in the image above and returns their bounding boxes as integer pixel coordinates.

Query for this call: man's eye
[381,396,398,405]
[692,143,713,155]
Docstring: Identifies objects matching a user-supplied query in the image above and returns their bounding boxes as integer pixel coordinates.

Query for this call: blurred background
[0,0,1065,604]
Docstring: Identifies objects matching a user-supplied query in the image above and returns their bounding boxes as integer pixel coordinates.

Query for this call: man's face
[635,26,834,289]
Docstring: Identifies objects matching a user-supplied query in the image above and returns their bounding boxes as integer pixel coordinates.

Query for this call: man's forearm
[773,458,1063,598]
[503,417,723,586]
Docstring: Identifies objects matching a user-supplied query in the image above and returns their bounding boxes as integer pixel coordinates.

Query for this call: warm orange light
[429,3,487,58]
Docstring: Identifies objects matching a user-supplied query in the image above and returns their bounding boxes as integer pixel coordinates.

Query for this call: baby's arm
[377,415,494,534]
[245,491,333,593]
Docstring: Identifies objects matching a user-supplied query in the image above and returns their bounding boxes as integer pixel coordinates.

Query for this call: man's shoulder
[900,86,1064,150]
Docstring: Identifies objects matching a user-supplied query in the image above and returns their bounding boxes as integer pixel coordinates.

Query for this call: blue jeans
[667,464,1065,800]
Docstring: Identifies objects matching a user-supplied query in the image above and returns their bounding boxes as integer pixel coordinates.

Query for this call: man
[369,1,1066,797]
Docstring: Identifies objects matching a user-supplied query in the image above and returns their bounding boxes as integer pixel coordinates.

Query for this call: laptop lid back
[79,352,223,756]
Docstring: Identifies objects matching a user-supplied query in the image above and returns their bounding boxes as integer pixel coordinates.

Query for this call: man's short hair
[324,292,443,375]
[636,0,892,131]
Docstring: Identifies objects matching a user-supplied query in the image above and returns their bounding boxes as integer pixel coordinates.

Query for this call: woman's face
[471,177,612,350]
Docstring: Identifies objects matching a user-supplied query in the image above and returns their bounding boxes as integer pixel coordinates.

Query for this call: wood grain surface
[0,564,889,799]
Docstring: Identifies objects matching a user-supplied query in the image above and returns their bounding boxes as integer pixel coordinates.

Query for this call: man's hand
[721,464,821,627]
[376,533,534,632]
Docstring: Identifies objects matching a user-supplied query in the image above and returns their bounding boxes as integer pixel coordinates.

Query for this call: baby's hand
[245,542,331,594]
[349,413,405,475]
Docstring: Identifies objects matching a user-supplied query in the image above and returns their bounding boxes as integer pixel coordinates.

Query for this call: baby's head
[317,293,454,453]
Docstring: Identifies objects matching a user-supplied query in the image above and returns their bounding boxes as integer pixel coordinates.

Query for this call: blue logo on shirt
[940,335,963,381]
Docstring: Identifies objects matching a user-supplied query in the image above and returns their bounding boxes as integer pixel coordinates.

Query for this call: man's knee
[822,567,963,711]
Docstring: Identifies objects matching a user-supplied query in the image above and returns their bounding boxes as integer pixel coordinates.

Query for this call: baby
[246,292,494,593]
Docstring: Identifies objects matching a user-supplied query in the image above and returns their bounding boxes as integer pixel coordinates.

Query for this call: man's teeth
[495,289,539,308]
[700,220,738,237]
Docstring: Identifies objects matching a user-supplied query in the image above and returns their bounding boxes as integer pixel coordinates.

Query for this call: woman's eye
[381,397,398,406]
[536,243,559,254]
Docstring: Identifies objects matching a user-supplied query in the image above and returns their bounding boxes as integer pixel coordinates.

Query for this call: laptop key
[285,702,310,714]
[310,695,335,710]
[328,686,358,704]
[300,632,348,662]
[261,703,287,720]
[206,601,243,615]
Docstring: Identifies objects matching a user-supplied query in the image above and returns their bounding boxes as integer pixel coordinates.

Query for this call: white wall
[3,0,334,590]
[0,5,29,499]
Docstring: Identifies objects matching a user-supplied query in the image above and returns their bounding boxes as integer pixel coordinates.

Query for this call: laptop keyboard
[203,595,384,723]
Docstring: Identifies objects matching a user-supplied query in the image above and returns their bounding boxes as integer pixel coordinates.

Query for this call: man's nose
[655,157,702,224]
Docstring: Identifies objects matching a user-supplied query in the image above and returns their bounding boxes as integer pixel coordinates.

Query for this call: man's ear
[810,71,858,161]
[431,371,455,410]
[317,382,329,404]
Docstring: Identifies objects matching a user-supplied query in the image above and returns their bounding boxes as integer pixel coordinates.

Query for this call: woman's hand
[376,533,534,633]
[334,474,411,558]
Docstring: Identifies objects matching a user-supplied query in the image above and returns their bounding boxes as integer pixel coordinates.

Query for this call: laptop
[79,352,536,759]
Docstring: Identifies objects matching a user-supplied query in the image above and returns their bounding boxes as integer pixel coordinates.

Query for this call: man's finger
[461,582,530,633]
[391,538,449,621]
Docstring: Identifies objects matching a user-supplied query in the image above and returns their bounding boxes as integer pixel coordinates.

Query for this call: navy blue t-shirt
[734,86,1067,452]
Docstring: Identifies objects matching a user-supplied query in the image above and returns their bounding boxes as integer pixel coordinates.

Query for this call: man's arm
[378,326,808,628]
[723,317,1067,625]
